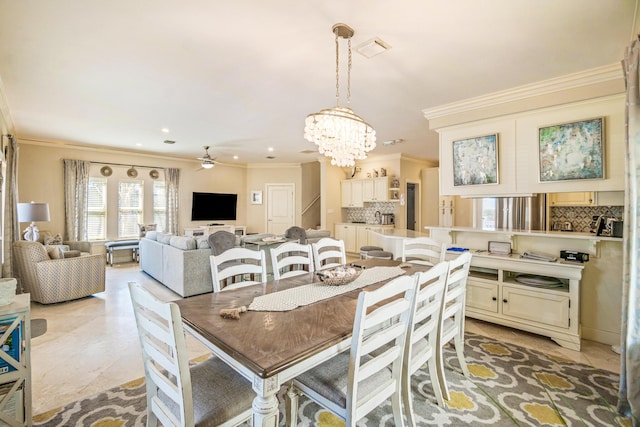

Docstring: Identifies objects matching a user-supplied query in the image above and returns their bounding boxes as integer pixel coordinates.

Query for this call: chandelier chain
[335,29,340,107]
[347,37,352,107]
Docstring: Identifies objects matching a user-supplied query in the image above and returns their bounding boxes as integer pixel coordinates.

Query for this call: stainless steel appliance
[381,213,395,225]
[477,194,546,231]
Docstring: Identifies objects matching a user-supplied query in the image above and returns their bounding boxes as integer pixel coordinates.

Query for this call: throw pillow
[196,236,210,249]
[46,246,63,259]
[157,233,172,245]
[170,236,196,250]
[43,233,63,245]
[62,250,81,258]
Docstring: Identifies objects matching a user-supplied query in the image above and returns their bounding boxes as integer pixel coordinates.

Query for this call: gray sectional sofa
[139,231,213,297]
[139,228,331,297]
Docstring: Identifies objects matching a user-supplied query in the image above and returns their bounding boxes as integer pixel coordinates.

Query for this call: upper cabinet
[362,177,389,202]
[433,95,625,196]
[342,177,390,206]
[548,192,595,206]
[548,191,624,207]
[341,180,363,207]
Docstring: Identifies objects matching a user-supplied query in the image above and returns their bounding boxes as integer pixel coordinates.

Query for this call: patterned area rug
[33,333,631,426]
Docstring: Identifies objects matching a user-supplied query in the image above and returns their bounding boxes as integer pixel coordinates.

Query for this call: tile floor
[29,262,621,416]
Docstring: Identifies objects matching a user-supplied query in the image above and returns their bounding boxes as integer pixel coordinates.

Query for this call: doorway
[266,183,295,235]
[406,182,419,231]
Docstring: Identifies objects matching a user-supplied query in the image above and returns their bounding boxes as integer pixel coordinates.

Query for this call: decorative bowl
[317,266,361,286]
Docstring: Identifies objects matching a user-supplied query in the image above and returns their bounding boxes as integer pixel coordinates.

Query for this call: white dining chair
[210,247,267,292]
[270,241,314,280]
[437,251,473,401]
[128,282,254,427]
[402,261,449,425]
[311,237,347,271]
[401,237,446,267]
[286,274,417,427]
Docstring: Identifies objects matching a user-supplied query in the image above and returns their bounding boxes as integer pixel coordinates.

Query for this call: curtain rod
[88,161,166,170]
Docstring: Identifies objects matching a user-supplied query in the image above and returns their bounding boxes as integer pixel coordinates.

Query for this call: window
[153,181,166,232]
[119,180,143,238]
[88,177,107,240]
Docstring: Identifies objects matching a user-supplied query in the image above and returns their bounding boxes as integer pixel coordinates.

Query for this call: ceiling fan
[196,146,216,169]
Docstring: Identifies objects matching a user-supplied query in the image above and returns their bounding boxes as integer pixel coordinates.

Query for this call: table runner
[248,266,406,312]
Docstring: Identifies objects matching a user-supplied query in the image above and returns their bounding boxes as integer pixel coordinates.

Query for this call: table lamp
[17,202,50,242]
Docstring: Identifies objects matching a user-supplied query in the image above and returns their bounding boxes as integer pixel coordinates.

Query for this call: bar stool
[366,250,394,260]
[359,245,383,259]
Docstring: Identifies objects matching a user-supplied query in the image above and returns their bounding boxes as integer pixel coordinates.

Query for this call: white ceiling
[0,0,636,165]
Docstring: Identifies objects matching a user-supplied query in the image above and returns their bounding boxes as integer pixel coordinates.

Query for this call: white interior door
[266,184,294,235]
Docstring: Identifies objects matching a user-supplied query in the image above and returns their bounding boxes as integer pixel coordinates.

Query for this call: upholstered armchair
[13,241,106,304]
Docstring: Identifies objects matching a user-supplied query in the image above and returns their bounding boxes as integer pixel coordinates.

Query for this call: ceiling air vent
[355,37,391,58]
[299,149,317,154]
[266,156,276,159]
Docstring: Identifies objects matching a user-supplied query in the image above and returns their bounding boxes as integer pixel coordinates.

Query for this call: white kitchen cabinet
[362,177,389,202]
[335,223,394,254]
[439,196,454,227]
[356,226,382,249]
[341,180,364,208]
[461,253,583,350]
[548,192,595,206]
[334,224,357,253]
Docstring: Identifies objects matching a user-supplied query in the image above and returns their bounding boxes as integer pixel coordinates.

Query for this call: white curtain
[619,36,640,425]
[63,159,90,241]
[2,136,19,279]
[164,168,180,235]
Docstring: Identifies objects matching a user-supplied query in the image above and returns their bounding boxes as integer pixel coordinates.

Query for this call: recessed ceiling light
[233,155,239,160]
[163,140,175,144]
[268,147,274,152]
[355,37,391,58]
[161,128,170,133]
[136,143,142,147]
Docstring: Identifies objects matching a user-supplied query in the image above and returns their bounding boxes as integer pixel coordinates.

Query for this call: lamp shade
[17,202,50,222]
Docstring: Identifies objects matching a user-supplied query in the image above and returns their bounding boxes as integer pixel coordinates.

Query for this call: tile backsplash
[550,206,623,232]
[346,202,396,223]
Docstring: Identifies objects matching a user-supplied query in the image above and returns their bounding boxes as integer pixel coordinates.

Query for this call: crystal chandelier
[304,23,376,167]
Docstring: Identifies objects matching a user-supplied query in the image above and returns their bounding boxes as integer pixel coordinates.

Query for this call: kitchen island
[369,228,430,259]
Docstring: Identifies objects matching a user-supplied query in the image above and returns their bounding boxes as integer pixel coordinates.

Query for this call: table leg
[252,376,280,427]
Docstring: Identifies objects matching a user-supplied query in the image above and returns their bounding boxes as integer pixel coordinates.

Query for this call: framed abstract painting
[538,117,604,182]
[452,133,499,186]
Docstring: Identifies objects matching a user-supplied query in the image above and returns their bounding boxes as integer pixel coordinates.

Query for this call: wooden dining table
[175,258,428,426]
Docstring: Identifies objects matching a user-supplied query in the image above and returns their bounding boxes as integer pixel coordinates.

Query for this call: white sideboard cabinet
[460,252,583,350]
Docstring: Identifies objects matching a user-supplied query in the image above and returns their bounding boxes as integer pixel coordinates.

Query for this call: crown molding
[16,137,250,169]
[246,162,302,169]
[422,63,623,121]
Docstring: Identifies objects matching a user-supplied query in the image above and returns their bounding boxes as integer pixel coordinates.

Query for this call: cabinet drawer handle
[492,297,497,301]
[503,299,508,303]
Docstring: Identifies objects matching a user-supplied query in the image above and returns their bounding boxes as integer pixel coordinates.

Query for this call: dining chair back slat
[402,237,446,267]
[270,241,314,280]
[210,247,268,292]
[312,237,347,271]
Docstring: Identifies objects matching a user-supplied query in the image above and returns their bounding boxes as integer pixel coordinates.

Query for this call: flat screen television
[191,192,237,221]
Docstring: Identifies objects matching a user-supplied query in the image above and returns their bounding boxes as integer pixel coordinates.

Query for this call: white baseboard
[582,326,620,346]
